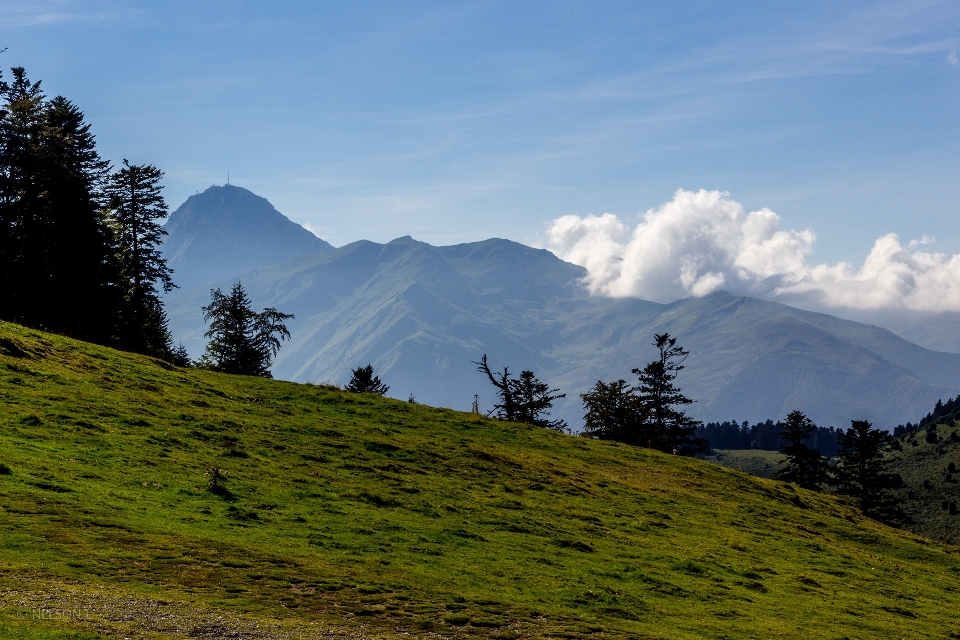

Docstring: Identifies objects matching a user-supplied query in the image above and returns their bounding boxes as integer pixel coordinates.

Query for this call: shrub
[0,463,11,475]
[205,466,233,499]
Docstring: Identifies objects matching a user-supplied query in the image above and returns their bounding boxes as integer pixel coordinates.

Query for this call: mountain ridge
[163,233,960,430]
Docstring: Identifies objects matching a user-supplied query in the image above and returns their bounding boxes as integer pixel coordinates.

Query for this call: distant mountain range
[162,185,960,430]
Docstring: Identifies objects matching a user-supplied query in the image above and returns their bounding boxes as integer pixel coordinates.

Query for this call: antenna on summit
[227,172,230,185]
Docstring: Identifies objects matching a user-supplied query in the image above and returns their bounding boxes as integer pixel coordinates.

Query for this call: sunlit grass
[1,321,959,638]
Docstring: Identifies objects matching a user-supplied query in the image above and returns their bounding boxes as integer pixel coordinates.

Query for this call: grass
[2,321,960,638]
[701,449,786,480]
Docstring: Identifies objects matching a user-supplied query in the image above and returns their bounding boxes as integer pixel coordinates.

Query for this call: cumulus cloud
[546,189,960,312]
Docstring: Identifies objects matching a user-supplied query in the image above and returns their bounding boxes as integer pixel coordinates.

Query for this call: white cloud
[546,189,960,312]
[949,49,959,65]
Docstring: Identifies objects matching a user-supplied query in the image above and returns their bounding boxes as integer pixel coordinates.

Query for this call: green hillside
[889,421,960,544]
[2,323,960,639]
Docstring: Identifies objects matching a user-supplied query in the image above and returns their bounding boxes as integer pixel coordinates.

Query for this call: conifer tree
[475,354,566,430]
[632,333,707,453]
[512,370,567,430]
[200,282,293,377]
[581,379,647,443]
[171,342,191,367]
[345,364,389,394]
[0,67,118,342]
[833,419,904,522]
[105,160,175,357]
[775,410,828,490]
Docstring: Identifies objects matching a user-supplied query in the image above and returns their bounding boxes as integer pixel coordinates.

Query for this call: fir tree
[0,68,118,342]
[774,410,828,490]
[475,354,566,430]
[200,282,293,377]
[345,364,389,395]
[833,420,904,522]
[171,342,191,367]
[581,379,647,444]
[105,160,175,358]
[512,369,567,431]
[632,333,707,454]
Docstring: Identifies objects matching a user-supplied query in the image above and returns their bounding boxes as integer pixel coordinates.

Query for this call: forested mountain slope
[2,322,960,638]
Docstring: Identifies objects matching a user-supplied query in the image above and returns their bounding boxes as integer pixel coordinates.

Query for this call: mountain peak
[162,185,333,290]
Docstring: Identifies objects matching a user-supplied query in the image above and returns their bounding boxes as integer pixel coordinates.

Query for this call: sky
[4,1,960,311]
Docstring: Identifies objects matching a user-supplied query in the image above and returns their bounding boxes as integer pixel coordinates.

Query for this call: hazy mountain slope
[162,184,333,290]
[552,294,960,428]
[164,236,960,430]
[816,307,960,355]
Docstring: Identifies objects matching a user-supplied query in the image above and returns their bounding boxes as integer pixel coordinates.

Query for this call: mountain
[813,307,960,355]
[161,184,333,290]
[3,321,960,638]
[163,235,960,430]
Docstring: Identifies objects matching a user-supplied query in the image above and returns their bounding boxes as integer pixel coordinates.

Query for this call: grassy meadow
[1,322,960,638]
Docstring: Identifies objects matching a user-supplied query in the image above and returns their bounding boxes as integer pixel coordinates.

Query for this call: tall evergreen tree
[774,410,828,490]
[632,333,706,453]
[200,282,293,377]
[105,160,175,357]
[833,419,903,522]
[581,379,648,444]
[0,68,118,341]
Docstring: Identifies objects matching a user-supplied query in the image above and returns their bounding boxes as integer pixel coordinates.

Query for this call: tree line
[0,67,177,358]
[697,419,841,456]
[894,395,960,437]
[0,65,297,376]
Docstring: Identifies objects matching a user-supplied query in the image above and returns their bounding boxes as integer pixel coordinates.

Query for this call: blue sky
[3,0,960,266]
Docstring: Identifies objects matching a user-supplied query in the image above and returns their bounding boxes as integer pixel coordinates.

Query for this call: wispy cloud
[0,1,145,28]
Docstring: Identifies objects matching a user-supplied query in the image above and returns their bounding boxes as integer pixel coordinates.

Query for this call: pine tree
[512,370,567,431]
[105,160,175,357]
[581,379,648,444]
[345,364,389,395]
[200,282,293,377]
[475,354,566,430]
[774,410,828,490]
[632,333,706,453]
[171,342,191,367]
[833,420,903,522]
